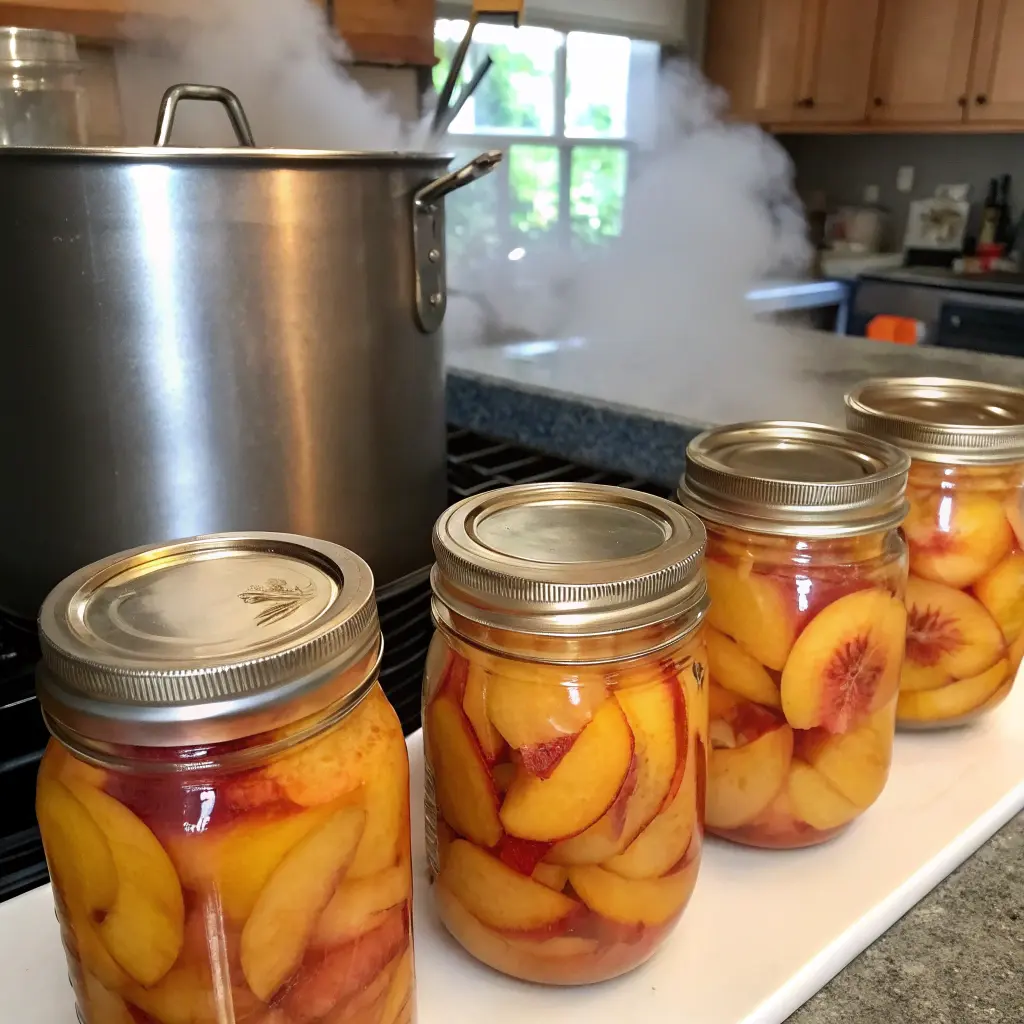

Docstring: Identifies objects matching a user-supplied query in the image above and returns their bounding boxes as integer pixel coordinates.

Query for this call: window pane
[435,20,560,136]
[570,146,628,245]
[509,145,560,241]
[446,147,503,263]
[564,32,632,140]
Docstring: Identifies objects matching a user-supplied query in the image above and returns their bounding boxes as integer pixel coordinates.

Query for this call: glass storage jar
[846,378,1024,728]
[0,28,86,146]
[677,422,911,849]
[424,483,709,985]
[35,533,415,1024]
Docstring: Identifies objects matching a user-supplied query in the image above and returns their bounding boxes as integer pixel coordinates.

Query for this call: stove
[0,427,667,901]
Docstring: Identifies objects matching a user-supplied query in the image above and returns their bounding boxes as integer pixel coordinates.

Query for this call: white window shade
[436,0,692,44]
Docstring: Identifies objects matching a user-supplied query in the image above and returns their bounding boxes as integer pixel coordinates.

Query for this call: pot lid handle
[154,83,256,147]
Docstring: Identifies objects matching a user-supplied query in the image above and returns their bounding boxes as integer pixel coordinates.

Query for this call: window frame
[436,23,658,251]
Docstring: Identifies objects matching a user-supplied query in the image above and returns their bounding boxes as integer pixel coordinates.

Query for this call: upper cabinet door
[870,0,980,122]
[704,0,805,123]
[968,0,1024,121]
[791,0,882,122]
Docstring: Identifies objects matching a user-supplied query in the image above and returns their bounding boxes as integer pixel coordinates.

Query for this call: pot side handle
[413,150,503,334]
[154,84,256,147]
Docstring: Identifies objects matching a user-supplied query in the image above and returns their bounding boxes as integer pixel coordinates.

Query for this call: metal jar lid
[0,28,80,67]
[845,377,1024,465]
[677,421,911,538]
[431,482,708,641]
[37,532,381,752]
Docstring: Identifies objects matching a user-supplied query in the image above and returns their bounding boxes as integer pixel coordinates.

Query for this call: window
[433,21,660,263]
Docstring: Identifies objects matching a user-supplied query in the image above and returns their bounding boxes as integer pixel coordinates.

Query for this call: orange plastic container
[678,423,911,848]
[424,483,709,984]
[35,534,414,1024]
[847,378,1024,727]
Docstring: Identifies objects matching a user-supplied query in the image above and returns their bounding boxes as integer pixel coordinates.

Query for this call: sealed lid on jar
[37,532,381,753]
[431,482,707,644]
[845,377,1024,465]
[677,421,911,537]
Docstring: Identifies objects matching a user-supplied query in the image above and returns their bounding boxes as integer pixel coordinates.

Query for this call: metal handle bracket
[154,84,256,147]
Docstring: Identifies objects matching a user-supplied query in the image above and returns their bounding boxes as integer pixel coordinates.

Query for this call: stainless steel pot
[0,84,499,618]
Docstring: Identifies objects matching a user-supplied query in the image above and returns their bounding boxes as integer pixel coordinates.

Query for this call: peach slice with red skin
[706,627,781,709]
[64,780,185,989]
[427,692,503,848]
[781,589,906,734]
[313,859,411,948]
[437,839,580,932]
[704,558,798,671]
[904,490,1014,588]
[498,835,555,876]
[548,676,682,864]
[378,949,414,1024]
[241,804,366,1001]
[897,658,1011,724]
[705,687,794,830]
[499,698,635,843]
[902,577,1006,692]
[973,552,1024,643]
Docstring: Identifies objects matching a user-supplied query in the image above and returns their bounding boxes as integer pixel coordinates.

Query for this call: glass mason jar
[677,423,911,849]
[35,533,415,1024]
[847,378,1024,728]
[423,483,709,985]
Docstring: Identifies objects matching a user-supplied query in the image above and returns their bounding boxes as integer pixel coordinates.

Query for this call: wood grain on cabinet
[789,0,881,123]
[968,0,1024,121]
[870,0,980,122]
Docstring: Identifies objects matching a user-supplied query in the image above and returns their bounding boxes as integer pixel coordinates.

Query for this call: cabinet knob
[873,97,884,107]
[976,94,989,105]
[958,95,968,107]
[796,97,815,109]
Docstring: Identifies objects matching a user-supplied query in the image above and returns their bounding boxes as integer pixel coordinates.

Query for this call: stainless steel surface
[414,150,502,331]
[846,377,1024,465]
[0,85,499,618]
[153,83,255,147]
[431,482,707,643]
[0,27,84,146]
[37,532,382,751]
[678,421,910,538]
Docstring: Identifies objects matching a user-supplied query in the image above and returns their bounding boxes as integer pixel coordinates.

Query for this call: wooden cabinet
[967,0,1024,121]
[706,0,880,125]
[0,0,437,65]
[870,0,979,122]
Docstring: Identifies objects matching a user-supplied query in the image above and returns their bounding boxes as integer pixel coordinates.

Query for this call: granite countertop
[444,321,1024,1023]
[446,322,1024,488]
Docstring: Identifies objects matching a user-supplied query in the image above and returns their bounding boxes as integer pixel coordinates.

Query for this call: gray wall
[779,133,1024,247]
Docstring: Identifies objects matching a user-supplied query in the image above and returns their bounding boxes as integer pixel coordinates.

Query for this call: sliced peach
[897,658,1011,724]
[65,781,185,988]
[781,589,906,734]
[532,863,569,891]
[1006,491,1024,547]
[974,552,1024,643]
[348,732,409,881]
[905,491,1014,588]
[278,907,407,1023]
[1010,629,1024,672]
[437,839,579,932]
[319,958,395,1024]
[903,577,1006,691]
[491,762,516,795]
[463,663,507,764]
[497,835,555,875]
[787,761,860,831]
[567,857,698,927]
[705,559,797,670]
[166,803,337,925]
[499,698,634,842]
[379,949,414,1024]
[706,716,793,831]
[265,684,404,809]
[427,693,503,848]
[603,730,697,880]
[797,703,895,811]
[505,935,599,958]
[241,804,366,1001]
[125,963,227,1024]
[706,626,781,708]
[83,971,134,1024]
[36,778,118,920]
[313,859,411,948]
[485,666,608,773]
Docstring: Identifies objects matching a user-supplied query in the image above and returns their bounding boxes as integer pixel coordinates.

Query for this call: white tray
[4,677,1024,1024]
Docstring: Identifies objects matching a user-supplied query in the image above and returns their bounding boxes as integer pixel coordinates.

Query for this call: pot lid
[37,532,380,751]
